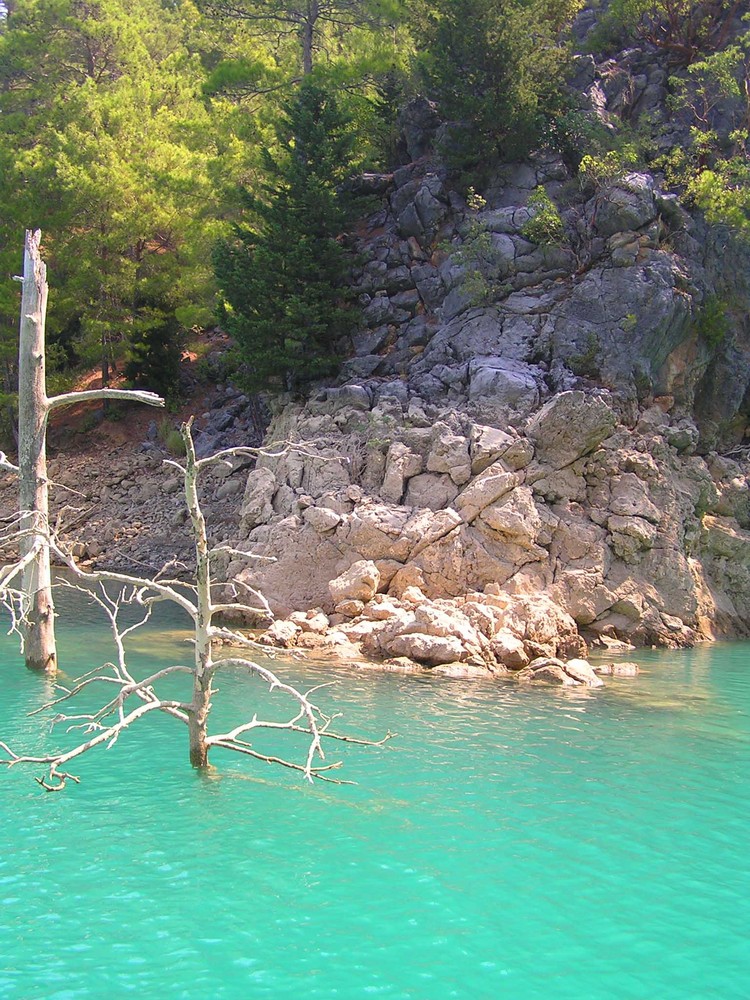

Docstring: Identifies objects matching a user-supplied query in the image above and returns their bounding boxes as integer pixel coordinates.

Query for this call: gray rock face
[526,392,617,468]
[593,173,657,237]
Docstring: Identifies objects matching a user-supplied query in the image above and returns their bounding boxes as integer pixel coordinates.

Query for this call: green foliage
[213,81,361,391]
[578,148,640,190]
[521,187,567,246]
[658,29,750,235]
[0,0,220,383]
[587,0,738,64]
[410,0,582,166]
[157,418,186,457]
[568,332,601,378]
[124,297,185,402]
[441,188,505,306]
[695,295,730,347]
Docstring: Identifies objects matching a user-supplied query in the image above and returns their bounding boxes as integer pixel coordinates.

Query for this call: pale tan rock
[329,559,381,603]
[608,514,657,558]
[240,467,277,531]
[502,438,535,471]
[382,442,424,503]
[517,658,578,685]
[388,631,466,666]
[609,474,661,523]
[461,601,502,638]
[480,487,541,548]
[470,424,515,475]
[339,504,412,562]
[529,465,586,503]
[564,657,604,687]
[303,505,342,533]
[288,610,330,633]
[432,662,492,678]
[594,661,640,676]
[334,599,366,618]
[262,619,300,647]
[360,595,404,621]
[404,472,459,510]
[455,466,520,523]
[491,630,529,669]
[389,564,428,597]
[401,585,428,606]
[426,426,472,485]
[527,391,617,469]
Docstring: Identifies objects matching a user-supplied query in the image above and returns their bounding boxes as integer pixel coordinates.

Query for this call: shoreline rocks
[254,560,640,685]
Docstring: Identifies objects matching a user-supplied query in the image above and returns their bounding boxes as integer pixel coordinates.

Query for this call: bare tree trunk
[17,231,56,673]
[301,0,318,74]
[184,419,214,769]
[7,231,164,674]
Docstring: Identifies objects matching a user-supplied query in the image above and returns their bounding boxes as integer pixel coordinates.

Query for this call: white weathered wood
[47,388,164,412]
[0,423,394,788]
[17,230,56,672]
[8,230,165,673]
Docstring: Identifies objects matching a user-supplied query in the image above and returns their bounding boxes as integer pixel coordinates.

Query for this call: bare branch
[46,388,165,414]
[0,452,19,474]
[210,545,277,563]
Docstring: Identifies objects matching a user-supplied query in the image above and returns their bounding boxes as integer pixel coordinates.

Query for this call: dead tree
[0,419,394,789]
[3,230,164,673]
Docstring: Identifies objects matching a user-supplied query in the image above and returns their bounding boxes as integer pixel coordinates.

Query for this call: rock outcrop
[220,75,750,658]
[3,32,749,681]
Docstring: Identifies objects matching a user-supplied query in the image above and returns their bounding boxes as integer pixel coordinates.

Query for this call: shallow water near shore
[1,592,748,999]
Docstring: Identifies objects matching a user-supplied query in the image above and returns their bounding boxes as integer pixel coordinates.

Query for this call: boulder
[404,472,459,511]
[426,427,472,485]
[594,172,657,237]
[468,357,542,414]
[490,630,530,669]
[563,657,605,687]
[527,391,617,469]
[240,468,277,531]
[388,632,466,666]
[382,442,424,504]
[329,560,381,604]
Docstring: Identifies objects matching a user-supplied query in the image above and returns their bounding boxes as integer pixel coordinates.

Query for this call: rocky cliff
[4,23,749,679]
[222,43,750,660]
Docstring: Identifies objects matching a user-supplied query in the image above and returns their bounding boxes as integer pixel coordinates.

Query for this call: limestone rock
[527,391,617,469]
[455,466,521,523]
[404,473,459,511]
[594,661,640,676]
[262,619,300,648]
[490,630,530,669]
[382,442,424,504]
[303,505,342,533]
[563,657,605,687]
[239,468,277,532]
[426,427,472,486]
[329,560,381,604]
[388,632,466,666]
[594,173,657,238]
[480,487,542,548]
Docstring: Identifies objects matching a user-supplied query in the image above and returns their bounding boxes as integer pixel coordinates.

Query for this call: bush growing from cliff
[652,29,750,236]
[521,187,567,246]
[213,81,360,391]
[587,0,740,63]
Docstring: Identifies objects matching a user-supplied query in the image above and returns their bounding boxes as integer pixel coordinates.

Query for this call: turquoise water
[1,594,749,999]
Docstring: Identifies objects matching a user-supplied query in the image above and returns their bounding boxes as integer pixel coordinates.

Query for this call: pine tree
[0,0,217,389]
[213,80,359,391]
[411,0,580,164]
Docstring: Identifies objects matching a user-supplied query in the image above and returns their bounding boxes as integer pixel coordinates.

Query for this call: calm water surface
[0,592,748,999]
